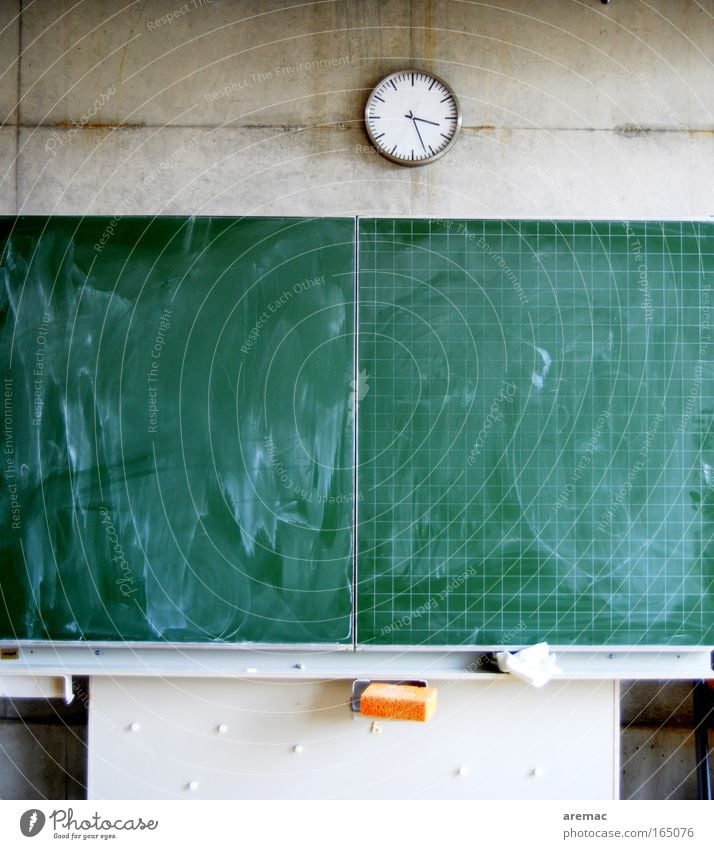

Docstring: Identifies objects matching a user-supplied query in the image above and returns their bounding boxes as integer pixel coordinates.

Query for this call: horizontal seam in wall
[13,123,714,134]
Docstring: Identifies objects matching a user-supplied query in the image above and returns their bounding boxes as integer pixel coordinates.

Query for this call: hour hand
[404,110,426,152]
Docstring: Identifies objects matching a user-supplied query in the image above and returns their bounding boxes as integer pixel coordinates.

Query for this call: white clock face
[364,70,461,166]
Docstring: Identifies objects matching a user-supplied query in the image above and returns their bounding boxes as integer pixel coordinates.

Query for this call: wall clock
[364,70,462,166]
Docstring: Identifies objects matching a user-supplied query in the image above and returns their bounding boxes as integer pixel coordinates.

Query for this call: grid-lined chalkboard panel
[357,219,714,647]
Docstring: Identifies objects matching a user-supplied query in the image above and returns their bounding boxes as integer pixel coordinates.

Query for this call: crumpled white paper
[495,642,561,687]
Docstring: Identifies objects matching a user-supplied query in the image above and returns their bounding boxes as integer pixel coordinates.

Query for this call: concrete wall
[2,0,714,219]
[0,683,87,800]
[621,682,713,800]
[2,0,713,800]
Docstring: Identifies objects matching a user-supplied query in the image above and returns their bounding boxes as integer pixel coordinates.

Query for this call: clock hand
[412,116,440,127]
[404,111,427,152]
[412,119,427,152]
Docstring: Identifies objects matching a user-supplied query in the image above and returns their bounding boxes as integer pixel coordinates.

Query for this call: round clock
[364,70,462,166]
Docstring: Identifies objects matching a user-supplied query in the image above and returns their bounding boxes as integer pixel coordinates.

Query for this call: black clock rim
[363,68,463,167]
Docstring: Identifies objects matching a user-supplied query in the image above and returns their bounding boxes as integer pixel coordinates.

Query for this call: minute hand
[413,116,440,126]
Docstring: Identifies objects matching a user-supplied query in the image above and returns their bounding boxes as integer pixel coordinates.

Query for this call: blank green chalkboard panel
[0,216,355,644]
[357,219,714,647]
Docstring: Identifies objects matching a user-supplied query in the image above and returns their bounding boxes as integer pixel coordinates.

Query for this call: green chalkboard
[0,216,355,644]
[357,219,714,647]
[4,217,714,649]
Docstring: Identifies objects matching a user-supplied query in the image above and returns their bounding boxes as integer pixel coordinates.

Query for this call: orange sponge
[360,682,437,722]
